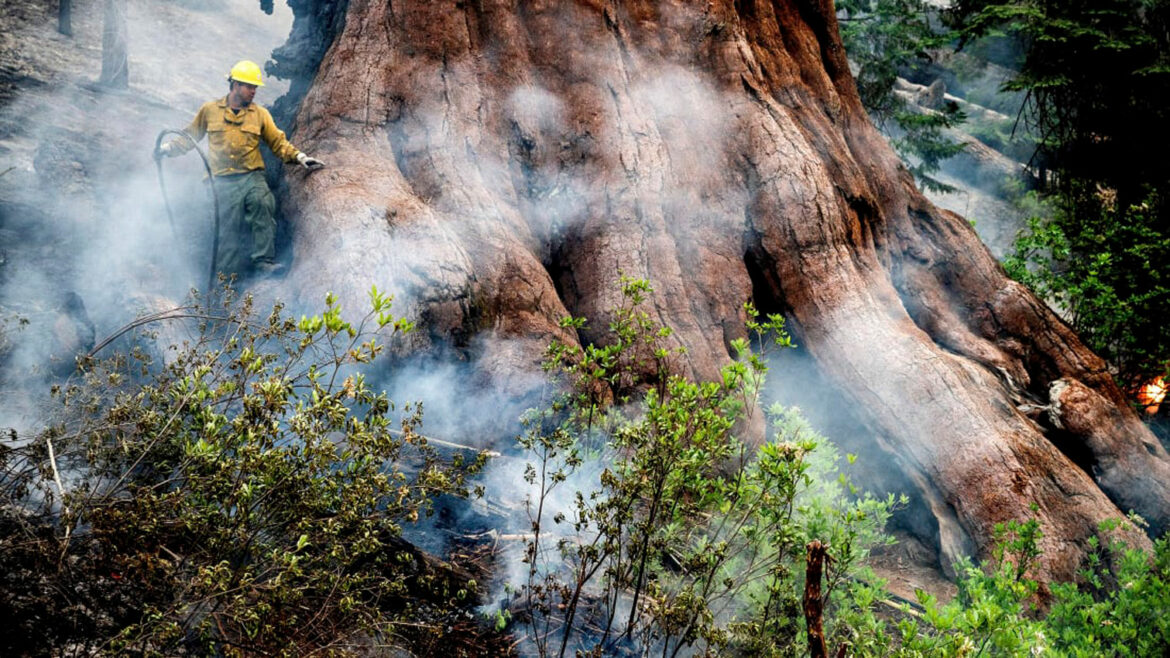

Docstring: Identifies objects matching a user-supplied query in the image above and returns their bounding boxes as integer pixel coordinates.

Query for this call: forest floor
[0,0,291,107]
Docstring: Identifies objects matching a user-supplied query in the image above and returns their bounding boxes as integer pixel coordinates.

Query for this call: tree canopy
[954,0,1170,394]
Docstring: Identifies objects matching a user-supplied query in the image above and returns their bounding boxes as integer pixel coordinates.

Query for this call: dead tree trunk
[274,0,1170,583]
[58,0,72,37]
[98,0,128,89]
[804,541,829,658]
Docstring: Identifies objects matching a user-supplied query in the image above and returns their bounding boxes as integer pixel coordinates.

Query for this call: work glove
[297,152,325,171]
[153,141,177,162]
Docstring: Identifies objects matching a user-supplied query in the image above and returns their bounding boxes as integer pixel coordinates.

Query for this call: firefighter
[155,60,323,278]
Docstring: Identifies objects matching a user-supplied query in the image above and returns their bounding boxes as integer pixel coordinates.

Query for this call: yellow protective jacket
[176,97,301,176]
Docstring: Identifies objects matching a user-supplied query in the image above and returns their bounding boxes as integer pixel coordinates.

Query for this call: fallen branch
[45,437,72,556]
[388,427,501,458]
[493,532,551,542]
[87,307,231,358]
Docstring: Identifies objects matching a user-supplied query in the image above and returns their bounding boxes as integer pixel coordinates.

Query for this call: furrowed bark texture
[277,0,1170,580]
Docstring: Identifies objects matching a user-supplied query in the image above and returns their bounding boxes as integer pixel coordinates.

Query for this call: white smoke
[0,0,293,429]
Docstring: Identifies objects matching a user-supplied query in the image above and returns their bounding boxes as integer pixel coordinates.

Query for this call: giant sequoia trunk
[274,0,1170,582]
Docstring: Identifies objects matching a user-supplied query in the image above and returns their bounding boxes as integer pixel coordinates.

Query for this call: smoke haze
[0,0,292,430]
[2,3,1059,653]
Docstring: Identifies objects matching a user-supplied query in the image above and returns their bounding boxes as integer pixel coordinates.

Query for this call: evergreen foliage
[953,0,1170,393]
[837,0,967,191]
[953,0,1170,203]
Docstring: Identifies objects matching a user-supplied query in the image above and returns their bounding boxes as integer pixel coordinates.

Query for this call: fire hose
[153,129,221,296]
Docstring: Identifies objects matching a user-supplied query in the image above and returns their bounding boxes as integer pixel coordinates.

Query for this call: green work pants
[210,170,276,277]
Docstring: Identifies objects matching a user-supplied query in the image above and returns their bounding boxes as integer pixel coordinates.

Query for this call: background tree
[98,0,128,89]
[953,0,1170,395]
[58,0,72,37]
[837,0,967,191]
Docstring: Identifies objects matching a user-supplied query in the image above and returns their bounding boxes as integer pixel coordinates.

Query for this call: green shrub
[1046,523,1170,657]
[0,289,484,655]
[1004,191,1170,395]
[848,514,1169,657]
[515,278,902,657]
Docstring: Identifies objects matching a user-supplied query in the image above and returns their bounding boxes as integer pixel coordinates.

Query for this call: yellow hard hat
[227,60,264,87]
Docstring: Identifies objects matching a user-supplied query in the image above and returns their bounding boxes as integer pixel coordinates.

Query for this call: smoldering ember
[2,1,1168,656]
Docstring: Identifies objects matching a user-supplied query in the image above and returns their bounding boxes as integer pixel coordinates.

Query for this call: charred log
[267,0,350,130]
[804,540,829,658]
[57,0,72,37]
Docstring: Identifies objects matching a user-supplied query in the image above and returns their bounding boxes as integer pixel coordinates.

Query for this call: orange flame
[1137,377,1168,415]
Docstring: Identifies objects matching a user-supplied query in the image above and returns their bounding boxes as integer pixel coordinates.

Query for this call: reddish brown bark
[278,0,1170,581]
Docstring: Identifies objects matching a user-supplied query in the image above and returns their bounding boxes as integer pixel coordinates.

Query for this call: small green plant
[517,278,900,657]
[1045,517,1170,657]
[848,513,1169,657]
[0,288,484,655]
[893,517,1047,656]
